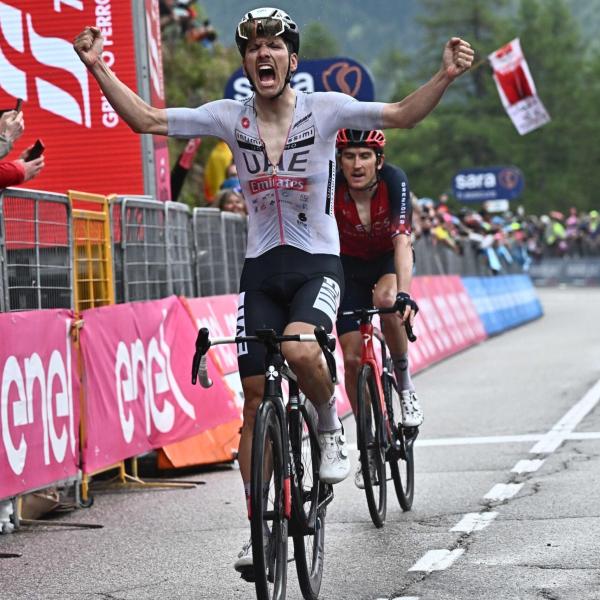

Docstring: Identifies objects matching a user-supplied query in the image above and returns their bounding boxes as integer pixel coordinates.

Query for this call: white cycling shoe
[354,452,379,490]
[234,538,254,576]
[400,390,424,427]
[318,428,350,484]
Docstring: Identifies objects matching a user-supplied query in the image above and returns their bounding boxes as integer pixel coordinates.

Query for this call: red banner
[0,309,79,499]
[0,1,146,195]
[79,296,238,473]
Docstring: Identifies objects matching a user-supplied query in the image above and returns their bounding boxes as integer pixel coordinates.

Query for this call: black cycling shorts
[336,252,396,336]
[236,246,344,378]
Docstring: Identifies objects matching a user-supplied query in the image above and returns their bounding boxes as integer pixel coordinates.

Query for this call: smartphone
[0,98,23,117]
[25,139,45,162]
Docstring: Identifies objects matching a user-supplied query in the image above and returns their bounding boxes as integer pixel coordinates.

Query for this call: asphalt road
[1,287,600,600]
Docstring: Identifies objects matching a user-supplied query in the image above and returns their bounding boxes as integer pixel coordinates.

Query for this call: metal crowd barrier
[193,207,248,296]
[1,188,535,315]
[111,196,195,302]
[0,188,73,311]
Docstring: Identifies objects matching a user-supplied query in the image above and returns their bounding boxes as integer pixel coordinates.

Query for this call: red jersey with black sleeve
[335,163,412,260]
[0,160,25,188]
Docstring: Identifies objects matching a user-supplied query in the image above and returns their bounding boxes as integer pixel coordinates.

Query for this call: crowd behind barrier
[0,186,545,534]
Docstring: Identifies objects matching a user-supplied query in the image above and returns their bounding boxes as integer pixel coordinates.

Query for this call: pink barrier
[184,295,352,418]
[410,276,487,373]
[79,296,238,473]
[0,310,80,499]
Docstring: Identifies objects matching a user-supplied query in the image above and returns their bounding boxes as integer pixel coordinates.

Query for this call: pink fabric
[0,309,79,499]
[410,276,487,373]
[185,295,352,418]
[79,296,238,473]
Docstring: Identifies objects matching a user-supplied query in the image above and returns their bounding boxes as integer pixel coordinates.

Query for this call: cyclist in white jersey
[74,7,473,575]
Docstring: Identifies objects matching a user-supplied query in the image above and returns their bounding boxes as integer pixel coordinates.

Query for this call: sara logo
[322,61,363,97]
[0,2,91,127]
[225,57,374,102]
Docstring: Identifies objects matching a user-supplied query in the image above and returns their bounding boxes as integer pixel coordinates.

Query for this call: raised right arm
[73,26,167,135]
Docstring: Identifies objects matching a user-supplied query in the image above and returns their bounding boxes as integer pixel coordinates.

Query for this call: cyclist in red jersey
[335,129,423,488]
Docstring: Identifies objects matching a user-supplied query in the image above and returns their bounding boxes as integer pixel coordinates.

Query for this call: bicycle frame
[358,318,395,446]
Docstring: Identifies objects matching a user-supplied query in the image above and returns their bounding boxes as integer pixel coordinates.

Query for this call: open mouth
[258,64,276,85]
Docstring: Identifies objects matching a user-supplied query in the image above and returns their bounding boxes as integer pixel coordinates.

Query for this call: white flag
[488,38,550,135]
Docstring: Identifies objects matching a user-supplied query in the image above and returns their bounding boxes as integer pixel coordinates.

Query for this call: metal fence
[2,188,537,314]
[193,207,248,296]
[0,188,72,311]
[111,196,195,302]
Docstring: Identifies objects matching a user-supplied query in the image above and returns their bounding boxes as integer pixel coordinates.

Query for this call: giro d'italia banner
[225,57,375,102]
[488,38,550,135]
[0,0,169,199]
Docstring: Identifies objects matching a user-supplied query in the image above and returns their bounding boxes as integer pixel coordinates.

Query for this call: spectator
[0,110,45,188]
[0,110,24,158]
[215,188,246,215]
[203,140,233,203]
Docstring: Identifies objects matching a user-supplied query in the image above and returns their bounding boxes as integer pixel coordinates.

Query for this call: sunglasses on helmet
[237,17,286,41]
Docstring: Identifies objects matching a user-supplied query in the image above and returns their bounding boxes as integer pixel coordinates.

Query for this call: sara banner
[225,57,375,102]
[79,295,238,473]
[0,309,79,500]
[488,38,550,135]
[0,0,169,198]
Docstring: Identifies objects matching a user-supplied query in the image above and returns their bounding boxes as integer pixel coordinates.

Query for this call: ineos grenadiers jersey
[167,92,385,258]
[335,163,412,261]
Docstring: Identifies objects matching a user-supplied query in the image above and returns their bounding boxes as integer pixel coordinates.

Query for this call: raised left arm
[382,37,474,129]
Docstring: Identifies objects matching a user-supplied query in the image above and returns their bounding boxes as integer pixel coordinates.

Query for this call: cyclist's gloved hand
[395,292,419,317]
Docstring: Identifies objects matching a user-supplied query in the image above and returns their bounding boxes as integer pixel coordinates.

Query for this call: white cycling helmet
[235,7,300,56]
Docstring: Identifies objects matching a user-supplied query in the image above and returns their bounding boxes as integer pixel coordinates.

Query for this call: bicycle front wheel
[290,398,325,600]
[357,364,387,528]
[385,374,415,511]
[251,401,288,600]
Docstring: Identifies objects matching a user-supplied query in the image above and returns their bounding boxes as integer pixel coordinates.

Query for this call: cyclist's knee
[343,352,362,377]
[373,287,396,309]
[285,343,319,374]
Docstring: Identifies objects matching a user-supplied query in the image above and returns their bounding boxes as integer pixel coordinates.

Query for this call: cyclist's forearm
[89,60,167,135]
[381,69,452,129]
[393,235,413,293]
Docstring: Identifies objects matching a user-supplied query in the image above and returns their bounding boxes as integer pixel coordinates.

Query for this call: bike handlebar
[191,326,338,388]
[340,305,417,343]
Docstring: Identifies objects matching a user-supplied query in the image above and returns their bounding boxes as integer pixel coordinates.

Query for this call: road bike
[340,306,419,527]
[192,326,338,600]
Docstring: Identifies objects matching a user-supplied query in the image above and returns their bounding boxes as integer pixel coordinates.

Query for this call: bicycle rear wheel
[290,398,325,600]
[385,372,415,511]
[357,363,387,527]
[251,401,288,600]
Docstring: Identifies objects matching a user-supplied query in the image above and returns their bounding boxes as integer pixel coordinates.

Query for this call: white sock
[316,394,342,432]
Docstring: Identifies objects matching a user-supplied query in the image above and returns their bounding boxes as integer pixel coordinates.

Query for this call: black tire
[356,364,387,528]
[251,401,288,600]
[384,372,415,511]
[290,398,325,600]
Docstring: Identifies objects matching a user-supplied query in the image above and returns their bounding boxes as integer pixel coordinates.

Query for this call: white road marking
[512,459,545,473]
[347,432,600,454]
[450,511,498,533]
[409,548,465,572]
[530,379,600,454]
[484,483,523,501]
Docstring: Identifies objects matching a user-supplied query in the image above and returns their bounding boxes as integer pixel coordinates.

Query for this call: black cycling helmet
[235,7,300,57]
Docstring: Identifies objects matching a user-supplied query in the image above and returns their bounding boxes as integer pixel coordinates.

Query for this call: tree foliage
[382,0,597,213]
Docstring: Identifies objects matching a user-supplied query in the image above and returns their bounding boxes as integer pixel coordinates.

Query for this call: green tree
[300,22,340,60]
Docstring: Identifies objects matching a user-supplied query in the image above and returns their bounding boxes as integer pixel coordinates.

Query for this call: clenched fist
[442,37,475,80]
[73,26,104,68]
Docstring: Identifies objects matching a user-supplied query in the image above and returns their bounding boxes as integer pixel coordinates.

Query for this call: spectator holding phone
[0,107,45,188]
